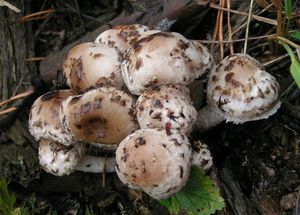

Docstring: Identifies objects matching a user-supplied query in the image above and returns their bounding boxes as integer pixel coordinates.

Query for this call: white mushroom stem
[75,155,116,173]
[194,104,225,131]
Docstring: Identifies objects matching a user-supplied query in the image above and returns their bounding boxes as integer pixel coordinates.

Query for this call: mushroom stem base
[194,105,225,132]
[75,155,116,173]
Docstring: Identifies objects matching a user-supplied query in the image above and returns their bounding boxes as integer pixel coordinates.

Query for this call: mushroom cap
[60,87,139,145]
[207,53,281,123]
[136,85,197,134]
[95,24,152,54]
[38,139,85,176]
[115,128,192,199]
[66,43,123,93]
[28,90,76,146]
[63,42,92,86]
[121,30,212,95]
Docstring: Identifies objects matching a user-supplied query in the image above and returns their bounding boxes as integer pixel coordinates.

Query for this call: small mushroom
[60,87,139,145]
[94,24,152,54]
[136,85,197,135]
[115,128,192,200]
[63,42,92,87]
[28,90,76,146]
[38,139,85,176]
[191,141,213,171]
[195,54,281,131]
[121,30,214,95]
[65,43,123,93]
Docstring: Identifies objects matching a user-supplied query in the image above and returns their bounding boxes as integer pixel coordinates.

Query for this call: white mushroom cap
[29,90,76,146]
[115,128,192,200]
[121,30,213,95]
[38,139,85,176]
[94,24,152,54]
[191,141,213,171]
[63,42,92,86]
[207,53,281,123]
[66,43,123,93]
[136,85,197,134]
[60,87,139,145]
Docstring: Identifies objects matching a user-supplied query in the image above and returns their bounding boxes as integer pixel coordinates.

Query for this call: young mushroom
[65,43,124,93]
[28,90,76,146]
[60,87,139,146]
[195,53,281,131]
[94,24,152,55]
[136,85,197,135]
[121,30,214,95]
[38,139,85,176]
[191,141,213,171]
[115,128,192,200]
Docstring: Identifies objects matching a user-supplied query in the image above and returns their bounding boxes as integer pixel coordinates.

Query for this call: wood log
[39,0,210,83]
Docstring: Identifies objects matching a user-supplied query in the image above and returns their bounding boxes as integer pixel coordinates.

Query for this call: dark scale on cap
[171,138,181,146]
[167,111,178,121]
[121,147,129,162]
[224,60,235,71]
[93,97,103,110]
[134,137,146,148]
[118,31,128,42]
[81,102,92,114]
[69,95,83,105]
[212,75,218,82]
[139,105,144,111]
[179,166,183,178]
[265,87,271,94]
[165,122,172,135]
[41,91,59,101]
[225,72,242,88]
[33,120,43,128]
[153,99,163,108]
[152,112,162,121]
[75,124,82,129]
[218,97,231,109]
[93,53,104,58]
[177,39,189,51]
[257,87,265,98]
[135,58,143,70]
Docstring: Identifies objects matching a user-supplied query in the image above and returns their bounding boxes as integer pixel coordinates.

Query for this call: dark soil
[1,0,300,214]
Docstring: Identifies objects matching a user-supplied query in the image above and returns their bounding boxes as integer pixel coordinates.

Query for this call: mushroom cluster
[28,23,280,200]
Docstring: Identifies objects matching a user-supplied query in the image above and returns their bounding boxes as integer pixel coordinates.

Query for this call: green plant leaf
[0,178,16,215]
[160,166,225,215]
[284,0,292,19]
[291,31,300,42]
[281,43,300,89]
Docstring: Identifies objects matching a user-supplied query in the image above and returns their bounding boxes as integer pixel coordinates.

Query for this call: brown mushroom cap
[63,42,92,86]
[94,24,152,54]
[39,139,85,176]
[136,85,197,134]
[115,128,192,199]
[207,53,281,123]
[60,87,139,145]
[66,43,123,93]
[29,90,76,146]
[121,30,213,95]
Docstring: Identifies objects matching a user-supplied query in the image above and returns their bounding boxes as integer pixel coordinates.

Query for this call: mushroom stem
[194,104,225,131]
[75,155,116,173]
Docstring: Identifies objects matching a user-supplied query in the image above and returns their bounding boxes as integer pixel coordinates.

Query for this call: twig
[26,57,46,62]
[211,1,222,51]
[219,0,225,58]
[243,0,255,54]
[263,53,290,67]
[210,3,277,26]
[17,9,55,23]
[0,0,21,13]
[0,107,17,116]
[226,0,234,54]
[0,89,34,107]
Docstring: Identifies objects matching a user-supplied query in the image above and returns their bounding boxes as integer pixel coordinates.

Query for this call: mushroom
[195,53,281,131]
[38,139,85,176]
[39,139,116,175]
[28,90,76,146]
[63,42,92,86]
[65,43,123,93]
[115,128,192,200]
[94,24,152,54]
[121,30,214,95]
[136,85,197,135]
[191,141,213,171]
[60,86,139,146]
